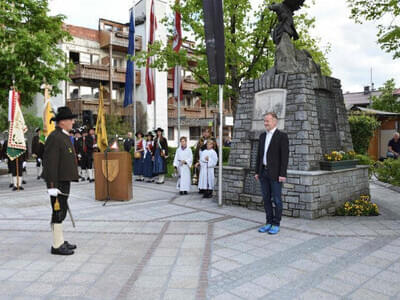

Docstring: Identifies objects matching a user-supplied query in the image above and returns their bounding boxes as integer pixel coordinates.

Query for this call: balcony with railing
[99,30,142,52]
[167,72,200,91]
[66,98,132,117]
[70,64,141,85]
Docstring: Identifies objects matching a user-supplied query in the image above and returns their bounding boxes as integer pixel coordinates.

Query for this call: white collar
[62,129,70,136]
[266,127,277,136]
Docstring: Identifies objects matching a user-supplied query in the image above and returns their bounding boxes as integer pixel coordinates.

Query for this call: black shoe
[64,241,77,250]
[180,191,184,195]
[22,180,26,184]
[37,176,41,180]
[81,177,86,181]
[89,179,94,183]
[184,191,188,195]
[86,177,90,181]
[12,186,24,191]
[51,243,74,255]
[198,189,204,194]
[156,181,164,184]
[9,183,13,188]
[135,179,142,181]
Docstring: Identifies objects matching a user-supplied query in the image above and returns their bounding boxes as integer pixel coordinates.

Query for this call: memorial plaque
[252,89,287,131]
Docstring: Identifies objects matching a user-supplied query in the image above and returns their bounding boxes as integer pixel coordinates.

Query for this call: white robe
[173,147,193,191]
[198,149,218,190]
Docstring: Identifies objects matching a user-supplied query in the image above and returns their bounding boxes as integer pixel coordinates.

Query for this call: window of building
[112,89,118,100]
[105,24,113,32]
[80,53,91,65]
[168,127,175,141]
[69,85,79,99]
[91,54,100,65]
[80,86,92,98]
[69,52,79,64]
[189,127,200,140]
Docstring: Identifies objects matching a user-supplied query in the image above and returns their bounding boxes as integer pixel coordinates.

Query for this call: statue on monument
[268,0,321,75]
[269,0,305,45]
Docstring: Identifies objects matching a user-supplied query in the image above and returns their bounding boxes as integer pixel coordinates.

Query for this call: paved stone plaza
[1,162,400,299]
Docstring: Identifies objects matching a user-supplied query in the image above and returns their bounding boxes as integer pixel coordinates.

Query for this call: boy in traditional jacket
[173,137,193,195]
[196,140,218,198]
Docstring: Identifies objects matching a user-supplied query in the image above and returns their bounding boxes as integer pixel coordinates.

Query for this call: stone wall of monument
[216,165,370,219]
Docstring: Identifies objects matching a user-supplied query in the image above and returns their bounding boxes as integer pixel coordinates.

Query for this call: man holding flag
[7,88,28,191]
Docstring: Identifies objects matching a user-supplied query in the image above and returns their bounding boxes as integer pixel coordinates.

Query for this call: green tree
[348,0,400,59]
[135,0,331,115]
[0,0,73,108]
[372,78,400,112]
[106,115,131,140]
[348,113,381,154]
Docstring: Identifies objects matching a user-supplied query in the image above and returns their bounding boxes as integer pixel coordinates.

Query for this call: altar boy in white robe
[173,137,193,195]
[196,140,218,198]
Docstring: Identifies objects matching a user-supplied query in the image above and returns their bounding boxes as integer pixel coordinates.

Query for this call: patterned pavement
[0,162,400,299]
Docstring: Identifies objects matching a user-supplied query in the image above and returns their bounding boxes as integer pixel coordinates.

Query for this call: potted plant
[320,150,358,171]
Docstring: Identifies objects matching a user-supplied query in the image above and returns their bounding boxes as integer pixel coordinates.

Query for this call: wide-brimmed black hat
[154,127,164,133]
[135,131,144,138]
[34,127,41,133]
[51,106,77,122]
[146,131,154,138]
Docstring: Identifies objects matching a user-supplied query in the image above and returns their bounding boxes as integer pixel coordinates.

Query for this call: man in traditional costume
[42,107,79,255]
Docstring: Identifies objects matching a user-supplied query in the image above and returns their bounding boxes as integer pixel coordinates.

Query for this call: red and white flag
[145,0,157,105]
[172,1,183,101]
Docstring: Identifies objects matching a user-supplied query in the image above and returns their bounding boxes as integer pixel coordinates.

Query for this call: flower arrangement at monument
[336,195,379,216]
[320,150,358,171]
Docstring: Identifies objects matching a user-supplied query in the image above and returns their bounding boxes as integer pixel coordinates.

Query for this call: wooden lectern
[94,151,132,201]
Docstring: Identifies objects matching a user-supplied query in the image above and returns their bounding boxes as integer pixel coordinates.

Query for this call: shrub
[222,147,230,164]
[336,195,379,216]
[348,114,381,154]
[355,154,376,179]
[374,158,400,187]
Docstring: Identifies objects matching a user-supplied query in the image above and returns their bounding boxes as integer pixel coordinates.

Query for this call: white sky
[48,0,400,92]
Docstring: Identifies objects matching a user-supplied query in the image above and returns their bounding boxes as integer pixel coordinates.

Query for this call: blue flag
[124,9,135,107]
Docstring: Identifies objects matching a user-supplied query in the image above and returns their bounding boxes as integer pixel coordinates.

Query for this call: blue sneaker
[268,225,280,234]
[258,224,272,233]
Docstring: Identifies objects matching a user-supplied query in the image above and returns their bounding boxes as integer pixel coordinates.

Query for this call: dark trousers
[259,168,283,226]
[10,159,23,176]
[50,182,70,224]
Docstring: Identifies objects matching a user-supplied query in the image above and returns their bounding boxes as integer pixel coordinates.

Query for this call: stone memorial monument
[217,0,369,219]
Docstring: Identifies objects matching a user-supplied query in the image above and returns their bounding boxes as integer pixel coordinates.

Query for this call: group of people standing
[129,127,219,198]
[70,127,98,183]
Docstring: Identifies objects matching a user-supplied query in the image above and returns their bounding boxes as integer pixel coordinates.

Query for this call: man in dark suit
[255,112,289,235]
[42,107,79,255]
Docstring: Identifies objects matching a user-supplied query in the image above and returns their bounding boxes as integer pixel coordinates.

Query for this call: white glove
[38,158,41,163]
[22,162,27,168]
[93,144,98,148]
[48,188,62,197]
[78,154,82,159]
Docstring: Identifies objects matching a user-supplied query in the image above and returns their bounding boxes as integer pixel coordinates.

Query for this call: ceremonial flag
[124,9,135,108]
[145,0,157,104]
[172,1,183,101]
[95,85,108,152]
[42,87,55,140]
[7,89,27,161]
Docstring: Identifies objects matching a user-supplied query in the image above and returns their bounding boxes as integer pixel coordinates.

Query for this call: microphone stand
[103,147,111,206]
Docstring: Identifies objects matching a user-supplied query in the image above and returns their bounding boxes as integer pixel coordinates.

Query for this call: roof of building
[343,91,381,109]
[354,106,400,116]
[65,24,99,42]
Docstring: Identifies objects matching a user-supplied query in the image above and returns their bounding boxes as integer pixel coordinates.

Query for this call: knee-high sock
[9,173,13,184]
[90,169,94,180]
[36,166,41,177]
[52,223,64,248]
[13,176,21,187]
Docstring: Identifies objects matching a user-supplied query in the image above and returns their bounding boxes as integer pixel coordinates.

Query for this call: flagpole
[177,65,181,143]
[218,84,223,207]
[154,69,157,130]
[132,8,137,141]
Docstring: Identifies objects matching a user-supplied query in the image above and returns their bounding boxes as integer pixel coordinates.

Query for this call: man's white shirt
[263,127,277,166]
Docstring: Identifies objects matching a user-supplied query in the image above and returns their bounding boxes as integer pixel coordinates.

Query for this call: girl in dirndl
[133,132,145,181]
[152,128,168,184]
[143,132,154,182]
